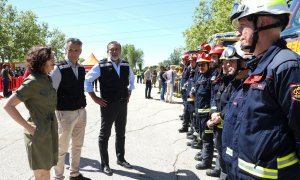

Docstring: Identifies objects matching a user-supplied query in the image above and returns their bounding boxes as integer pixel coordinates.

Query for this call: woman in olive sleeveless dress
[4,46,58,180]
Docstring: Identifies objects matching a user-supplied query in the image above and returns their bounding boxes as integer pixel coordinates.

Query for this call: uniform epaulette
[99,58,108,64]
[120,61,129,67]
[58,64,71,69]
[99,59,112,67]
[269,49,300,69]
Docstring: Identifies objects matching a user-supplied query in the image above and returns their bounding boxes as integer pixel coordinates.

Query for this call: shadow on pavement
[65,153,102,172]
[113,165,200,180]
[64,154,201,179]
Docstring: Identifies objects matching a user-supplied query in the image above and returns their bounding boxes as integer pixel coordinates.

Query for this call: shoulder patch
[99,61,112,68]
[120,62,129,67]
[58,64,71,69]
[290,84,300,101]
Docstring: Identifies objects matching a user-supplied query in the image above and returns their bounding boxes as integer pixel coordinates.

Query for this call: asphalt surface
[0,83,218,180]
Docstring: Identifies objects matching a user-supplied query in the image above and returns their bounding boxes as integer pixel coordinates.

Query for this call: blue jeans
[160,82,166,100]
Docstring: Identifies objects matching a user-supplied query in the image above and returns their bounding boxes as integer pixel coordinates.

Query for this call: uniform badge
[210,76,216,81]
[233,101,238,106]
[290,84,300,101]
[251,83,266,90]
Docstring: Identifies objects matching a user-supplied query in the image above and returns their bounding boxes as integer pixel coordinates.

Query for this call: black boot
[191,140,203,149]
[194,154,202,161]
[206,169,221,177]
[178,127,188,133]
[186,130,194,136]
[179,114,184,120]
[195,161,212,170]
[186,134,195,140]
[187,139,198,146]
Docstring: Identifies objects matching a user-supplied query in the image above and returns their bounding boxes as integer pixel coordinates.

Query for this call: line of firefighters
[178,42,249,179]
[176,0,300,179]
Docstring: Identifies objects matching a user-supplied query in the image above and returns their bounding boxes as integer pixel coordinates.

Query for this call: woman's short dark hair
[26,45,53,74]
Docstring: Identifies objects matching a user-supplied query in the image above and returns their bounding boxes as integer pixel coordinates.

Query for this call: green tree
[183,0,236,49]
[48,28,66,61]
[13,11,48,61]
[79,57,85,63]
[0,0,66,63]
[121,44,144,70]
[0,0,17,62]
[158,47,183,67]
[169,47,183,65]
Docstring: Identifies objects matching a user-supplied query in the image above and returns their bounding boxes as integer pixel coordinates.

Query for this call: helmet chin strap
[241,15,282,53]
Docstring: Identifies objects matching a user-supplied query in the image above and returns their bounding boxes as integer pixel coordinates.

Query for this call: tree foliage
[0,0,66,63]
[159,47,183,67]
[121,44,144,70]
[183,0,236,50]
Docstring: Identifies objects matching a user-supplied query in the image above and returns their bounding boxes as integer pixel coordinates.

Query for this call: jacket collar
[250,38,287,75]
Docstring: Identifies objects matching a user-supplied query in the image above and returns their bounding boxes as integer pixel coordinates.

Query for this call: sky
[7,0,198,67]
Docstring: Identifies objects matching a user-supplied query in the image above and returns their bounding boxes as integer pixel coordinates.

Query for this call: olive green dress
[15,72,58,170]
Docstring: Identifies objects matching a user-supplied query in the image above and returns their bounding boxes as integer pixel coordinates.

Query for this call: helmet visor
[223,45,243,60]
[230,3,248,22]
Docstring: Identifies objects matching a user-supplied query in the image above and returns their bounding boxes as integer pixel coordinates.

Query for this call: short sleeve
[15,77,38,102]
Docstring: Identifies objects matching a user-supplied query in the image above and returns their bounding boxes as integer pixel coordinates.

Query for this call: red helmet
[196,53,211,63]
[181,52,189,61]
[198,43,211,53]
[209,45,224,55]
[189,53,198,61]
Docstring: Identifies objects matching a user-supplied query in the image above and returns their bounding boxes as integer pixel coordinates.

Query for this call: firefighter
[178,53,198,133]
[208,44,226,121]
[190,43,213,150]
[208,42,250,178]
[204,44,228,177]
[187,44,212,146]
[193,53,214,170]
[226,0,300,179]
[178,52,191,121]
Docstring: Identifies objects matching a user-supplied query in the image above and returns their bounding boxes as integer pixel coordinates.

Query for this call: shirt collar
[66,59,78,67]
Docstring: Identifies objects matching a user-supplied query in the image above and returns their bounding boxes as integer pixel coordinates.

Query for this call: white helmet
[220,42,252,61]
[231,0,290,27]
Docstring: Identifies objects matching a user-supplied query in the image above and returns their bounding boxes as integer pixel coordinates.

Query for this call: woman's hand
[26,122,36,136]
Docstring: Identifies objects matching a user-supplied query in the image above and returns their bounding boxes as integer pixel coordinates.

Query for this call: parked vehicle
[281,0,300,54]
[207,32,239,47]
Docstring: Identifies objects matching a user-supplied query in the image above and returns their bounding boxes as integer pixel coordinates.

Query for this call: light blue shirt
[84,58,135,92]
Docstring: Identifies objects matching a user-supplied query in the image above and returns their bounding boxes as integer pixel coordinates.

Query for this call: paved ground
[0,83,218,180]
